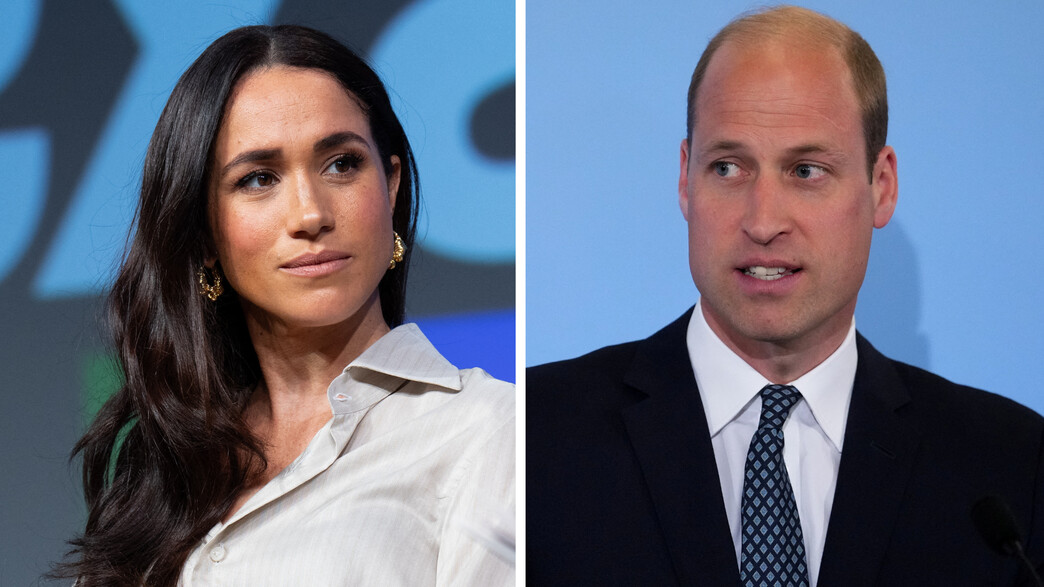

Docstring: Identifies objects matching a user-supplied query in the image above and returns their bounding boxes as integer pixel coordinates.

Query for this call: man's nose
[742,174,792,245]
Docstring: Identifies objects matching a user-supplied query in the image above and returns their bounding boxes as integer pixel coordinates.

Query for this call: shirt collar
[326,323,462,414]
[686,300,856,452]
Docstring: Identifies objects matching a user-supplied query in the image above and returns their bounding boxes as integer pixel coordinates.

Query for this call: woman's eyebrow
[314,131,368,152]
[220,148,280,177]
[219,132,369,178]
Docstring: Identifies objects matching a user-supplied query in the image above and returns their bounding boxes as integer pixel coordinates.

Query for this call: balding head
[686,6,887,181]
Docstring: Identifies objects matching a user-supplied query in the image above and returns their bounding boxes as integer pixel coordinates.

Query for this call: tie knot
[759,384,801,429]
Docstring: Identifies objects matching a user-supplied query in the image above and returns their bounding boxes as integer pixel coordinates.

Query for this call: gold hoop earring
[197,266,224,301]
[388,232,406,270]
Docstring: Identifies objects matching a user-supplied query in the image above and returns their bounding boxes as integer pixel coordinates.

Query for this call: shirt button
[333,393,351,402]
[209,544,226,562]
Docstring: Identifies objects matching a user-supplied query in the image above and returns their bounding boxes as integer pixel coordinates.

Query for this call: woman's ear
[387,155,401,211]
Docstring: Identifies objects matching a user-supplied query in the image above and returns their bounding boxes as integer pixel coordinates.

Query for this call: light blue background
[527,0,1044,416]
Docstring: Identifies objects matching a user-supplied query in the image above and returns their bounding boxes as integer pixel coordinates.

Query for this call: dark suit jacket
[527,308,1044,586]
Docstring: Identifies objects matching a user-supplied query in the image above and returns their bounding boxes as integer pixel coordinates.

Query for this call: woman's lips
[281,251,351,277]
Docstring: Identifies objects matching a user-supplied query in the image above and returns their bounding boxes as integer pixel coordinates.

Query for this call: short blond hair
[686,5,887,180]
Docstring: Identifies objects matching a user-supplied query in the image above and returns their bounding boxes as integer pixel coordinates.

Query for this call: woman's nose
[287,174,334,238]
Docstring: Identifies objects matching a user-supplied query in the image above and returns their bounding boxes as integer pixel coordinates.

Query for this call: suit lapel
[817,334,921,585]
[620,309,741,586]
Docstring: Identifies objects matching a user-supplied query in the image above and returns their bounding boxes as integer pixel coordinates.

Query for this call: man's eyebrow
[697,141,849,162]
[699,140,745,157]
[220,148,280,178]
[785,143,848,161]
[314,131,368,153]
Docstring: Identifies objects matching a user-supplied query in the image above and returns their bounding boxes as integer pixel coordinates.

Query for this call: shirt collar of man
[686,299,856,452]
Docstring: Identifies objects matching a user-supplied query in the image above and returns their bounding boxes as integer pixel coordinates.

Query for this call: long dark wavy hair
[54,25,419,586]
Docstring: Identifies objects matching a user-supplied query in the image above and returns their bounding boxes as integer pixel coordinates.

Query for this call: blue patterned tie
[740,384,809,587]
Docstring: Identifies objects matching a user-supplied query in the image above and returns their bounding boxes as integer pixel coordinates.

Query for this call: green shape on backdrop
[81,351,123,428]
[81,351,133,482]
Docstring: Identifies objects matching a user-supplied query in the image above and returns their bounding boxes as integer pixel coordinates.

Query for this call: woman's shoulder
[457,367,514,393]
[441,367,514,428]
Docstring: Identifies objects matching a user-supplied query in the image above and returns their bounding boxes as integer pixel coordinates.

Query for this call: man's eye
[714,161,739,177]
[795,164,826,179]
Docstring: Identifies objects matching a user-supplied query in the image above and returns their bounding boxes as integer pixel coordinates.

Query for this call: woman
[57,25,514,586]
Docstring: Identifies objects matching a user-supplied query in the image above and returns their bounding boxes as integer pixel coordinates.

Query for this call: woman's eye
[795,164,826,180]
[239,171,275,189]
[713,161,739,177]
[325,154,362,175]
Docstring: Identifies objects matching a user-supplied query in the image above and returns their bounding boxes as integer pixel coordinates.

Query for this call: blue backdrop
[527,0,1044,418]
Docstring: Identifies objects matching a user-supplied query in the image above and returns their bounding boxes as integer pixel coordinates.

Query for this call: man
[527,6,1044,586]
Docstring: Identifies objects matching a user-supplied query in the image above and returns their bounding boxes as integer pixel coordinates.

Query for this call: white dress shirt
[177,323,515,586]
[686,300,856,586]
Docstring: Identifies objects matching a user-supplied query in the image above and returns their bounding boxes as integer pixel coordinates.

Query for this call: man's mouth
[743,266,798,281]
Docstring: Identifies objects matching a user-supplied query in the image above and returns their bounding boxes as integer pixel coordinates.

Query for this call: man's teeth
[744,266,791,281]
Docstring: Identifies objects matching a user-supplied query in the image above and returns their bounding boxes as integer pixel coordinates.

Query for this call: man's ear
[679,139,692,222]
[871,146,898,229]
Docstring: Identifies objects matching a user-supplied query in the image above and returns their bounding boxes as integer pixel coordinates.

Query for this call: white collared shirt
[686,300,856,586]
[177,324,515,586]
